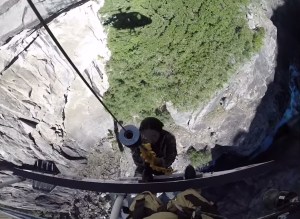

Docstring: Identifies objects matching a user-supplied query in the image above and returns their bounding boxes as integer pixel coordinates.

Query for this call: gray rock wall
[0,0,112,166]
[0,0,289,214]
[0,0,114,211]
[0,0,89,46]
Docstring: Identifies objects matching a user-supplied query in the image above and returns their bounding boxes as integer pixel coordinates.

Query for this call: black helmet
[139,117,164,132]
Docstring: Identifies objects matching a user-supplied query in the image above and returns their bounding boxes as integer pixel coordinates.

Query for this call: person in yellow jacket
[127,188,222,219]
[131,117,177,181]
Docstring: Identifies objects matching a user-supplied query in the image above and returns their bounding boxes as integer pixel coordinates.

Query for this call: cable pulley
[118,125,141,148]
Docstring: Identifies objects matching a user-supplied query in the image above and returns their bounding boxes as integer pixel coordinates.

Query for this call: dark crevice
[62,93,67,121]
[60,146,87,161]
[21,6,28,26]
[28,132,37,145]
[60,150,87,161]
[61,85,70,131]
[1,56,19,75]
[0,123,13,128]
[92,61,103,80]
[85,69,103,98]
[21,100,42,110]
[0,131,13,140]
[0,34,39,74]
[18,117,38,129]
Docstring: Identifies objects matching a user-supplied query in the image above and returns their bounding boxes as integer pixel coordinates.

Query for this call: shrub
[187,147,212,167]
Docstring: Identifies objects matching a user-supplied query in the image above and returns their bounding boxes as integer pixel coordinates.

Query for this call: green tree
[100,0,264,121]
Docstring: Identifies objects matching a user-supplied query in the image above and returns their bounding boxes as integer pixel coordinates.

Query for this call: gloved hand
[153,158,165,167]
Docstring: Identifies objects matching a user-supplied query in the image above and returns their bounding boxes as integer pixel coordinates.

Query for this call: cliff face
[0,0,114,212]
[169,0,289,157]
[0,0,90,46]
[0,0,112,165]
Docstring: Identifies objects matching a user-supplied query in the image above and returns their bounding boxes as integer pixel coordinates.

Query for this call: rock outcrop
[0,0,89,46]
[168,0,288,156]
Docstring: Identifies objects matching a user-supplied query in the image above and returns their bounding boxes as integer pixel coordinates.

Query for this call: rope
[114,120,124,151]
[26,0,125,130]
[140,143,174,175]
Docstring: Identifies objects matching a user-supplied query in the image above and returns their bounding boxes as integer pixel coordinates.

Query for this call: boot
[142,165,153,182]
[184,165,196,179]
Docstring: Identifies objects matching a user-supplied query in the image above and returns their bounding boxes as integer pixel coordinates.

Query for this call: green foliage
[253,27,265,50]
[100,0,265,121]
[187,147,212,167]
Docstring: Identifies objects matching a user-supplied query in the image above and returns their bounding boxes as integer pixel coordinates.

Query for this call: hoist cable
[27,0,125,130]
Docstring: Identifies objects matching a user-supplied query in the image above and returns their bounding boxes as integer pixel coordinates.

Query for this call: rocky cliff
[168,0,290,158]
[0,0,114,213]
[0,0,90,46]
[0,0,296,217]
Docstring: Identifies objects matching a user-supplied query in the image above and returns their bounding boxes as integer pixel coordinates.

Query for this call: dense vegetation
[100,0,264,121]
[187,147,212,167]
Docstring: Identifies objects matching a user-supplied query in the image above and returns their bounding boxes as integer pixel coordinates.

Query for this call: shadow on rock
[232,0,300,155]
[103,12,152,30]
[203,0,300,172]
[202,115,300,218]
[205,115,300,172]
[232,0,300,156]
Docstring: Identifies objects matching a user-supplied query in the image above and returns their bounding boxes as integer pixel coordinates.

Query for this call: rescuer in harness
[130,117,177,181]
[123,188,221,219]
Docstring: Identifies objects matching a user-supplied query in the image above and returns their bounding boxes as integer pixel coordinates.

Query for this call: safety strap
[129,198,156,219]
[184,194,220,216]
[177,206,194,219]
[132,199,145,219]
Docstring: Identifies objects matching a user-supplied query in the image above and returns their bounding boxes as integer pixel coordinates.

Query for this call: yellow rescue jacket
[139,143,175,175]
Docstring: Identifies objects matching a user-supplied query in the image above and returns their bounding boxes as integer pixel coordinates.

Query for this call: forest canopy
[100,0,264,121]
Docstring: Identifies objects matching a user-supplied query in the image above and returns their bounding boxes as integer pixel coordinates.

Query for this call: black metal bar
[0,206,45,219]
[13,161,274,193]
[255,202,300,219]
[26,0,125,130]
